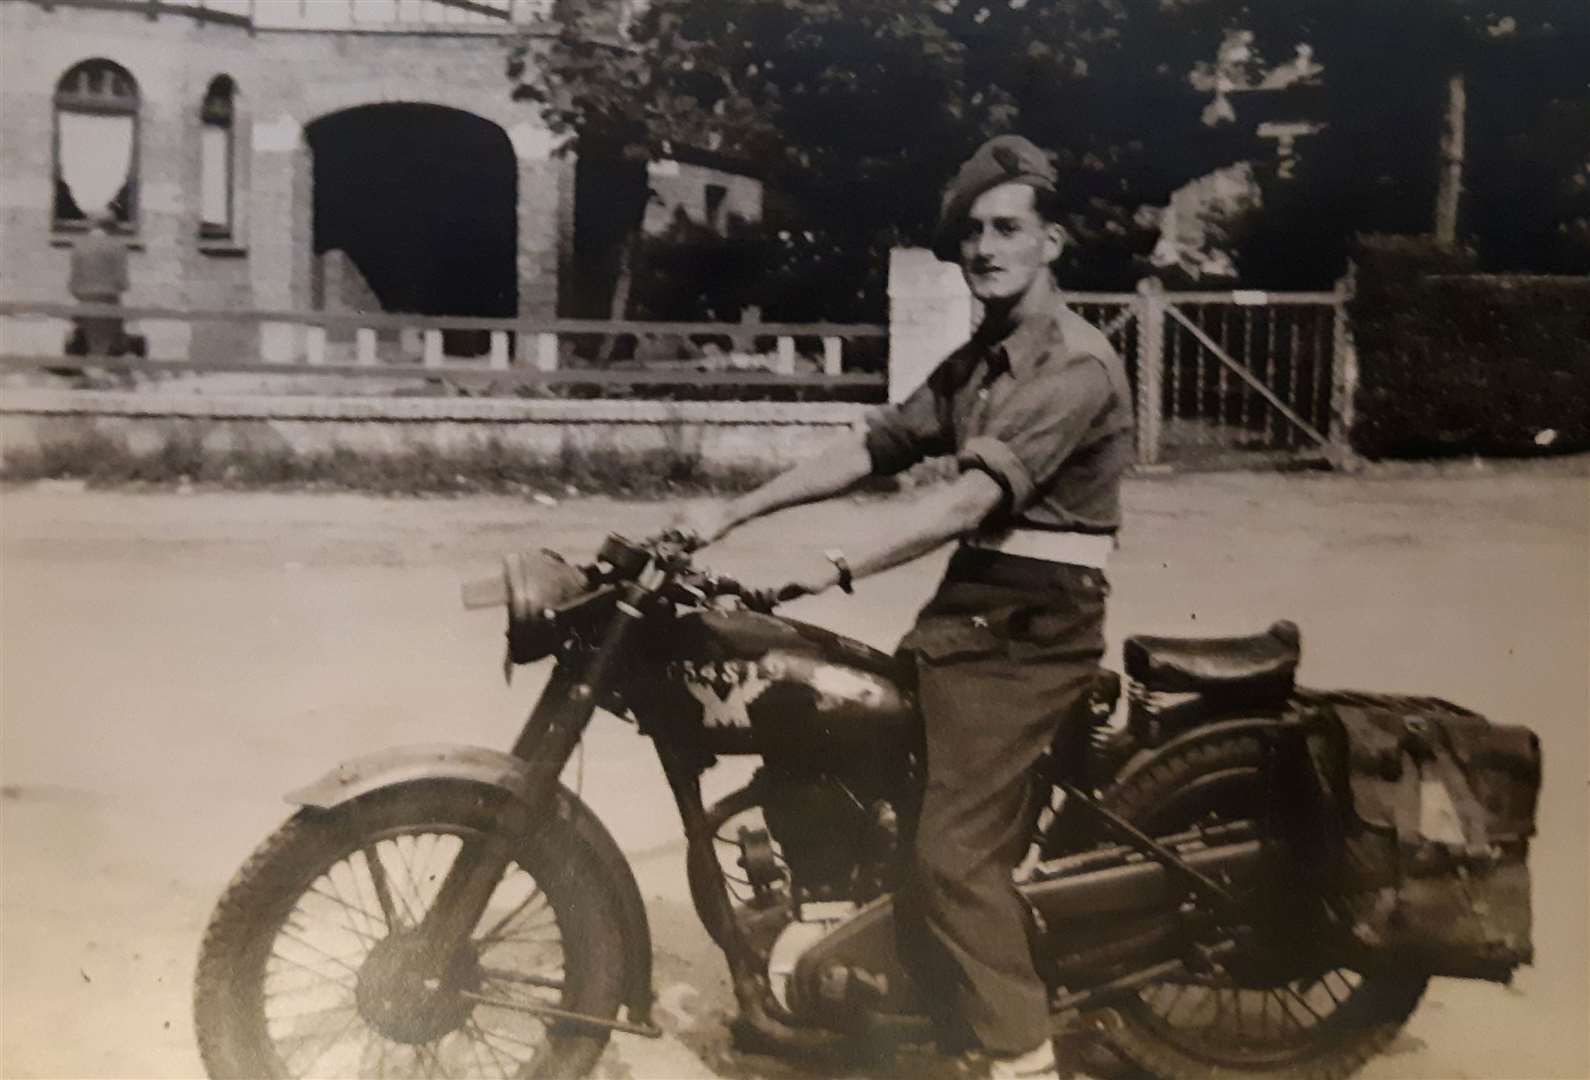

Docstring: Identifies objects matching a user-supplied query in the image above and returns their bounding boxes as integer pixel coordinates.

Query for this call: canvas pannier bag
[1317,694,1540,982]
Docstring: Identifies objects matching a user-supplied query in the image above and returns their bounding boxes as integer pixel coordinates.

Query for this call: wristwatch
[823,549,854,594]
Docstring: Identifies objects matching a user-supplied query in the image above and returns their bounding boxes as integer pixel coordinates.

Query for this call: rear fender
[286,743,656,1026]
[1112,717,1295,788]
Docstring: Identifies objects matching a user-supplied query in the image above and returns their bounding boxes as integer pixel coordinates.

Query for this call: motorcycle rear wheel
[1092,732,1427,1080]
[194,781,625,1079]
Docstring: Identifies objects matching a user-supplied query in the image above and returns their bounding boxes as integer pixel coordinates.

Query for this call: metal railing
[32,0,566,32]
[0,301,889,399]
[1130,283,1353,465]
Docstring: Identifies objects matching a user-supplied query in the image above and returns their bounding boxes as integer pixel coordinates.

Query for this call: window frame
[199,75,238,241]
[51,59,141,234]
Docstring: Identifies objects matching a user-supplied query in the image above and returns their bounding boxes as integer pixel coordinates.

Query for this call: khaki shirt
[866,300,1136,534]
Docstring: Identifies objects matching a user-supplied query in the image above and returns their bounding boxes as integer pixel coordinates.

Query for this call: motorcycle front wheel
[1091,731,1428,1080]
[194,781,626,1079]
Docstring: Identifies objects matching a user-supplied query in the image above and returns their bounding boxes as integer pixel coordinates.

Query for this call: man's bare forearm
[722,431,875,532]
[845,470,1003,581]
[773,470,1002,599]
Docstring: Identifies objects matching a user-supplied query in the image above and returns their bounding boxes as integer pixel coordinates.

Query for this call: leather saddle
[1123,620,1300,697]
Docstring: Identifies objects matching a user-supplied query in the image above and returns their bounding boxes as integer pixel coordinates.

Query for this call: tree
[510,0,989,322]
[512,0,1588,319]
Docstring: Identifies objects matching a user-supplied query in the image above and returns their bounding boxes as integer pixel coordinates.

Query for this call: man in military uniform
[678,134,1135,1079]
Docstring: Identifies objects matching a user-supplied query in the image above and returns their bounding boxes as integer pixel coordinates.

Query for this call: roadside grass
[0,431,785,498]
[11,430,1577,498]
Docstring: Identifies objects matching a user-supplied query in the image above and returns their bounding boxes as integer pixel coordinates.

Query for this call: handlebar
[459,529,785,615]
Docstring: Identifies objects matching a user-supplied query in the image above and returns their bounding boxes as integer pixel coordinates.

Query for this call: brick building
[0,0,760,361]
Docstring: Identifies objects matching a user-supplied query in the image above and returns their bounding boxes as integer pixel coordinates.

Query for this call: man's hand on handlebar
[748,554,844,608]
[670,501,736,548]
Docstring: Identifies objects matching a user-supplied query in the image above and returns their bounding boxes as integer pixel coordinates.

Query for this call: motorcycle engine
[759,768,904,905]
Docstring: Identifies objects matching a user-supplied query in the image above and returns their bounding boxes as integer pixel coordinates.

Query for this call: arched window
[53,59,139,229]
[200,76,237,239]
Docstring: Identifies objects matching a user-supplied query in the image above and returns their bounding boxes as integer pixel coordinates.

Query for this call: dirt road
[2,466,1586,1079]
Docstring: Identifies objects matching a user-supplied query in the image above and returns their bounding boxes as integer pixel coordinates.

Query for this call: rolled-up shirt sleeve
[956,353,1115,516]
[864,365,954,475]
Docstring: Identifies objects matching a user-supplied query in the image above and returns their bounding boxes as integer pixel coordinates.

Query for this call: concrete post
[774,336,797,375]
[1329,267,1361,469]
[249,114,308,363]
[536,332,559,372]
[489,330,510,370]
[822,336,843,376]
[1134,278,1166,466]
[887,248,974,403]
[356,328,378,366]
[304,326,327,366]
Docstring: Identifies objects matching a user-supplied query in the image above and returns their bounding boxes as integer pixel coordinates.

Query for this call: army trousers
[895,546,1108,1056]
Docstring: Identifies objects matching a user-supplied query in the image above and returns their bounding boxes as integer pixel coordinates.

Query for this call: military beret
[932,134,1058,262]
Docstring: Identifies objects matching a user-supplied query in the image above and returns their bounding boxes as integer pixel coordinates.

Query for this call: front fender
[285,743,656,1027]
[285,743,544,809]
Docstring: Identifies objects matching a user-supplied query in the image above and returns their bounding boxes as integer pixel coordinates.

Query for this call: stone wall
[0,390,872,473]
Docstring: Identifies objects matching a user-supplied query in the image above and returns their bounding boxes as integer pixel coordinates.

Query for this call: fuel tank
[631,609,919,759]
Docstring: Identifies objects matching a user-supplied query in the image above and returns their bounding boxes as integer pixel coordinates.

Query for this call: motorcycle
[194,531,1535,1079]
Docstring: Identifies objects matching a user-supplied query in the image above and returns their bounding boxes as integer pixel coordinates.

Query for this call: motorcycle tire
[194,781,627,1080]
[1090,731,1427,1080]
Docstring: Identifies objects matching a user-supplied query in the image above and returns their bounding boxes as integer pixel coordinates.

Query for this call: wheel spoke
[459,1026,498,1080]
[359,1028,384,1078]
[415,1040,451,1078]
[1285,983,1327,1024]
[1268,989,1307,1032]
[477,885,548,944]
[267,1000,361,1025]
[230,811,584,1080]
[328,860,383,943]
[467,1019,532,1073]
[362,843,403,931]
[307,883,383,943]
[470,1018,545,1051]
[276,928,364,979]
[264,949,360,993]
[480,931,563,950]
[393,835,432,923]
[1331,968,1361,999]
[1316,971,1346,1007]
[282,1003,364,1076]
[409,833,455,914]
[1156,981,1188,1025]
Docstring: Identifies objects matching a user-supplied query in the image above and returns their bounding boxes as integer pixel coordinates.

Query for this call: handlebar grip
[461,575,509,609]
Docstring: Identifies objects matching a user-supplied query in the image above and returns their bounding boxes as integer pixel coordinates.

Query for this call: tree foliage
[510,0,1589,319]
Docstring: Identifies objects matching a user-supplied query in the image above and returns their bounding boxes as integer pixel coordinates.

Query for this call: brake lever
[655,527,705,555]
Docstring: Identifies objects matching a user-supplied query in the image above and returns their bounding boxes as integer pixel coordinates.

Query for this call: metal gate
[1072,281,1355,469]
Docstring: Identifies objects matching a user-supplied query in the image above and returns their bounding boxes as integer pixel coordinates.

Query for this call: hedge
[1348,235,1590,458]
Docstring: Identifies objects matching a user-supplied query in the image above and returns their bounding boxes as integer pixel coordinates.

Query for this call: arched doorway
[306,104,517,353]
